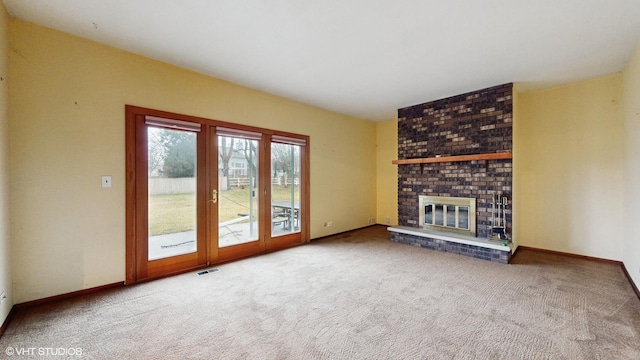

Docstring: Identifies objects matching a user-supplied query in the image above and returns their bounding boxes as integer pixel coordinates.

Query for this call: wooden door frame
[264,136,310,251]
[125,105,310,284]
[213,130,265,263]
[127,110,208,282]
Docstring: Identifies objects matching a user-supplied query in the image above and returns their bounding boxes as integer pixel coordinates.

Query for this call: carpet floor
[1,226,639,359]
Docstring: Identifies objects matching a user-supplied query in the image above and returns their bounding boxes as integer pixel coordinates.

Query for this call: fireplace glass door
[419,196,476,236]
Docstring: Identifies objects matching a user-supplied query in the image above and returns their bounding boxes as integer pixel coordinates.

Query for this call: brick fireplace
[389,83,514,263]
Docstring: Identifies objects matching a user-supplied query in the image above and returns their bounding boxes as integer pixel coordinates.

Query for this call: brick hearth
[389,227,512,264]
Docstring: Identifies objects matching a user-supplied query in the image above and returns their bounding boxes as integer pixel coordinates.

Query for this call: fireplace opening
[419,196,476,236]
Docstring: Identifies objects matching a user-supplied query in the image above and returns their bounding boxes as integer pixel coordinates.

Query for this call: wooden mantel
[392,152,512,165]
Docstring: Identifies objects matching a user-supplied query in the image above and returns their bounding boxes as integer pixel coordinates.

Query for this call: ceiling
[4,1,640,122]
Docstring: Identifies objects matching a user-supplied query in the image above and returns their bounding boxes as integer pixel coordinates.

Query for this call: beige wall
[375,119,398,226]
[6,15,640,307]
[9,20,376,303]
[622,44,640,288]
[511,88,520,249]
[0,4,10,326]
[515,74,625,260]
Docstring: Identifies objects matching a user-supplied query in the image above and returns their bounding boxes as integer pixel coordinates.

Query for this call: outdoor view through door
[147,126,198,260]
[271,141,301,237]
[126,106,310,284]
[217,134,260,247]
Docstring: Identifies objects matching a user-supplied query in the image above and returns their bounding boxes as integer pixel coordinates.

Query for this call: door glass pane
[147,127,197,260]
[271,143,301,237]
[218,136,259,247]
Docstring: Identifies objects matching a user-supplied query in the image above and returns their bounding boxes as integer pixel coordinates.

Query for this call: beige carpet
[1,226,639,359]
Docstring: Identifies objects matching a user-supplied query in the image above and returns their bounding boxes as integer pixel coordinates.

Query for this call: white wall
[0,3,10,326]
[622,43,640,289]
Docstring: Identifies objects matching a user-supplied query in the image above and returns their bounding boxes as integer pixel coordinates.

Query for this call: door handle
[211,189,217,203]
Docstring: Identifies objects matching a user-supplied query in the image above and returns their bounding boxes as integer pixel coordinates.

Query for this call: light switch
[102,176,112,188]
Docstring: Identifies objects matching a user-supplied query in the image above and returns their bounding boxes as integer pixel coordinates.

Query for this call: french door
[213,129,265,263]
[125,106,309,283]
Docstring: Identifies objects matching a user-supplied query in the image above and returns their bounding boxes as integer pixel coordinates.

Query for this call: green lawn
[148,193,196,236]
[148,186,299,236]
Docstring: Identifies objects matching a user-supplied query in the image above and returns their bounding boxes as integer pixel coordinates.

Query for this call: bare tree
[147,128,165,176]
[242,139,258,186]
[271,143,299,186]
[219,136,235,190]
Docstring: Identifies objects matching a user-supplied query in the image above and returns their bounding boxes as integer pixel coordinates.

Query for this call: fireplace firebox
[419,196,476,236]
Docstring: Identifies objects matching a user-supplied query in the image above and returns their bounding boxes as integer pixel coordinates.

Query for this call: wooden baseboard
[514,245,622,265]
[514,246,640,302]
[622,264,640,301]
[511,244,521,259]
[14,282,125,310]
[2,281,125,339]
[0,305,16,339]
[311,224,384,242]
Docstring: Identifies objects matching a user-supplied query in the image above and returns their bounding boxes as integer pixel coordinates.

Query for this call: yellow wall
[375,119,398,226]
[515,74,624,260]
[6,15,640,306]
[622,44,640,288]
[511,88,520,249]
[8,20,377,303]
[0,4,10,325]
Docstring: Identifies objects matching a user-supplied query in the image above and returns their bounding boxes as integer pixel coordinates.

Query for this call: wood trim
[622,264,640,301]
[196,126,209,266]
[392,152,512,165]
[511,244,521,259]
[302,137,311,243]
[261,135,272,250]
[134,114,149,280]
[259,133,310,250]
[126,105,308,141]
[0,306,17,339]
[2,282,123,338]
[0,281,125,338]
[514,246,622,265]
[311,224,383,242]
[258,134,269,252]
[132,264,214,285]
[125,107,137,285]
[125,105,310,283]
[488,245,640,302]
[207,126,218,262]
[14,282,125,309]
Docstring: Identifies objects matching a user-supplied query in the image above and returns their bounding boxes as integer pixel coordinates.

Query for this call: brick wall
[397,83,513,238]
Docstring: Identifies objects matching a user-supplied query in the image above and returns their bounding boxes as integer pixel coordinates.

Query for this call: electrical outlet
[102,175,112,188]
[0,291,6,304]
[324,221,333,227]
[368,218,375,224]
[385,217,390,224]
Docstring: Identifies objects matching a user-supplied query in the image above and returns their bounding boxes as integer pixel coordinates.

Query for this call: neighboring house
[219,150,252,190]
[226,151,249,178]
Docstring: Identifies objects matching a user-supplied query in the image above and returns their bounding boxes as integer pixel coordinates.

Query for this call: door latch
[211,189,218,203]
